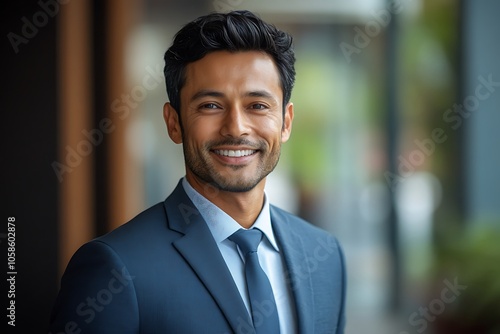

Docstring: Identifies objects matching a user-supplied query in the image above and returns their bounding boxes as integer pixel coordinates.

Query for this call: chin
[207,171,268,192]
[210,179,260,193]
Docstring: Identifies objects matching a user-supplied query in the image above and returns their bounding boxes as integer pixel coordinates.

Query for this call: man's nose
[220,106,250,138]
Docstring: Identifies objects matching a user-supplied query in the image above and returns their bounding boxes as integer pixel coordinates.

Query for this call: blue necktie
[229,229,280,334]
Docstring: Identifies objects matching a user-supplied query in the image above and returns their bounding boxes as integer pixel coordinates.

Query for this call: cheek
[255,117,283,143]
[184,119,218,145]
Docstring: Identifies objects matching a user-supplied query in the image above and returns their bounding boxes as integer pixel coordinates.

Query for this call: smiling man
[165,50,292,229]
[50,10,346,334]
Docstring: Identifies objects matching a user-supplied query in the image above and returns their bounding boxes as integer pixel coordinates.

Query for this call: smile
[213,149,256,157]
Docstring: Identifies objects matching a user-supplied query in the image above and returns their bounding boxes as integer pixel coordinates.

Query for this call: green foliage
[434,223,500,331]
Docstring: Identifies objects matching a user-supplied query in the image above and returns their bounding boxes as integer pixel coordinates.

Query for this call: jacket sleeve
[48,240,140,333]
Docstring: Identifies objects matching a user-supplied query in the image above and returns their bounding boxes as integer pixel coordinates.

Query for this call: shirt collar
[182,177,279,251]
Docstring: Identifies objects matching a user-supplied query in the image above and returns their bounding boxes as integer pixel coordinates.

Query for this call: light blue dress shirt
[182,178,297,334]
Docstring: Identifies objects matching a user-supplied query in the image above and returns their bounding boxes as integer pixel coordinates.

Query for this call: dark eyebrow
[246,90,278,103]
[190,89,278,103]
[190,90,225,102]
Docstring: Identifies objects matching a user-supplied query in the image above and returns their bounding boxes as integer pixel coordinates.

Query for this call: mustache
[205,138,265,150]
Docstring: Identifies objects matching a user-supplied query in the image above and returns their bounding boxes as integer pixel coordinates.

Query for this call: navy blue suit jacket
[49,181,346,333]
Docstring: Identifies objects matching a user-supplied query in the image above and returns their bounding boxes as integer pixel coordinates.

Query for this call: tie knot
[229,229,263,256]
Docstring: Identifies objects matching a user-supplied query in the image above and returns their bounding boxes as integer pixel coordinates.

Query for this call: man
[49,10,346,334]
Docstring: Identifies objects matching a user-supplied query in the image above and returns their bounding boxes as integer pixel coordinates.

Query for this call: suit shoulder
[94,202,172,249]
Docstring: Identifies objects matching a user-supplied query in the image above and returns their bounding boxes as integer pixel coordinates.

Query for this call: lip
[210,148,259,165]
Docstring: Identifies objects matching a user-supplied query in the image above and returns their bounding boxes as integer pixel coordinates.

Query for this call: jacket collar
[163,180,255,333]
[271,205,315,334]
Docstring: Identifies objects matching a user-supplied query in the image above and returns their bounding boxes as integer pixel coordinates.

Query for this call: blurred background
[2,0,500,333]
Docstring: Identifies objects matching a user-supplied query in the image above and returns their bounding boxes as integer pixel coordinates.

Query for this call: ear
[281,102,294,143]
[163,102,183,144]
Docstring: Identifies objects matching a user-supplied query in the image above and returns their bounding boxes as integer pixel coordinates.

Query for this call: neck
[186,176,266,229]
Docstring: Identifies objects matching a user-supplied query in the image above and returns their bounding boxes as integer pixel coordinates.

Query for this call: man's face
[164,51,293,193]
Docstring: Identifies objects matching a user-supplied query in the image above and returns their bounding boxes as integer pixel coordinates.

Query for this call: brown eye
[202,103,220,109]
[251,103,267,110]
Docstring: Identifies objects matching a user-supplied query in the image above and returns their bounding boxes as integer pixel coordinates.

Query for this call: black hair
[163,10,295,114]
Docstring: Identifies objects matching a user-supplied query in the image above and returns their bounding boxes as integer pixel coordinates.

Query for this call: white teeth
[214,150,255,157]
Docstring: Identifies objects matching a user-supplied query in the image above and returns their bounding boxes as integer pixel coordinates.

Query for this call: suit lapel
[163,181,254,334]
[271,206,315,334]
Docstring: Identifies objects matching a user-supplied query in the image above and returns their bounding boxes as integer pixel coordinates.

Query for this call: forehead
[181,51,282,100]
